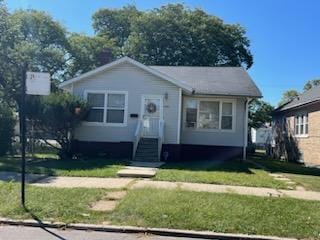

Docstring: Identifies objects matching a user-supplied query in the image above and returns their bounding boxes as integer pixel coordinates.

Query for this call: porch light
[164,92,168,100]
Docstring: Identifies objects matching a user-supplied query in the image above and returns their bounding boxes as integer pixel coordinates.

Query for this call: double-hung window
[221,102,233,130]
[185,99,198,128]
[295,114,308,136]
[86,92,105,123]
[85,91,128,126]
[198,101,220,129]
[106,93,126,123]
[185,98,235,131]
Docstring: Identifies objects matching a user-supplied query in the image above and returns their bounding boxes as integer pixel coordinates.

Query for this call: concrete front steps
[134,138,159,162]
[118,137,162,178]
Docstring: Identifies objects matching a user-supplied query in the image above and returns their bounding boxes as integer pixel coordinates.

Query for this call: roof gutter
[272,98,320,116]
[243,97,253,161]
[185,92,262,99]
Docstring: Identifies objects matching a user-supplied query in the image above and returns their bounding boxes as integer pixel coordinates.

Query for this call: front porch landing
[116,161,164,178]
[117,166,158,178]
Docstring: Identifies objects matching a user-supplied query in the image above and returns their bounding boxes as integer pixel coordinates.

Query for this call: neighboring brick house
[272,85,320,166]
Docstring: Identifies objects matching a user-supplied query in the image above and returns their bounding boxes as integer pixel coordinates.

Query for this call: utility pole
[20,66,27,207]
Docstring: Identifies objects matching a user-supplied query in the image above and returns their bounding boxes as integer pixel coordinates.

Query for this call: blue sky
[6,0,320,106]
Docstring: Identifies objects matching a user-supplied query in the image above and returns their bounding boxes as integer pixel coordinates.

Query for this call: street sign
[26,72,50,95]
[21,71,50,207]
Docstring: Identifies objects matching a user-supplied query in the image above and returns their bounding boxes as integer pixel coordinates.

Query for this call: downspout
[177,88,182,144]
[243,97,251,161]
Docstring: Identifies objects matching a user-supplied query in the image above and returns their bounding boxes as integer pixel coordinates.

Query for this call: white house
[60,57,262,161]
[251,125,272,148]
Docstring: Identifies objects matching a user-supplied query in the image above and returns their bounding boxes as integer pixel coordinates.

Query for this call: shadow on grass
[23,206,68,240]
[249,152,320,177]
[0,156,129,176]
[8,151,319,179]
[159,158,256,174]
[1,154,259,176]
[30,157,128,172]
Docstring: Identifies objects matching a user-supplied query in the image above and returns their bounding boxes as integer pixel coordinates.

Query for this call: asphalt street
[0,225,207,240]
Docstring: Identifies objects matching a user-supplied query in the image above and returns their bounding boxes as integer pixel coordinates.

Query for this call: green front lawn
[0,181,109,224]
[1,154,290,189]
[251,152,320,192]
[110,188,320,239]
[155,160,289,189]
[1,181,319,239]
[0,155,128,178]
[4,152,318,192]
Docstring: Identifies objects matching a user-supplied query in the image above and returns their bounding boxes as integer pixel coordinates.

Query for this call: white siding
[72,62,180,144]
[181,97,246,147]
[252,127,272,146]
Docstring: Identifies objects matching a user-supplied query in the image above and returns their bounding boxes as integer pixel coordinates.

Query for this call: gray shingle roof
[149,66,262,97]
[276,85,320,112]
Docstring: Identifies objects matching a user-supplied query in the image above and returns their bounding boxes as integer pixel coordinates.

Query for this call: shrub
[27,92,89,159]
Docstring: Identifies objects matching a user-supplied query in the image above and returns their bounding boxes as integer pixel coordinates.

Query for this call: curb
[0,218,297,240]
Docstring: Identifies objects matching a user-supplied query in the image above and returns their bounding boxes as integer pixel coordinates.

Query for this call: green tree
[66,33,117,77]
[26,92,89,158]
[303,79,320,91]
[0,4,69,104]
[93,5,142,47]
[278,90,299,106]
[0,101,15,156]
[249,99,274,129]
[93,4,253,68]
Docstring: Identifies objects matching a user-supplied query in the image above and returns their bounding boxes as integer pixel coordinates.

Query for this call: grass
[110,188,320,239]
[250,152,320,191]
[0,155,129,178]
[155,160,289,189]
[1,180,319,239]
[0,181,109,224]
[286,174,320,192]
[3,151,319,192]
[0,153,289,189]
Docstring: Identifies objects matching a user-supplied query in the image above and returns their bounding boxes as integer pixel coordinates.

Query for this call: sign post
[20,68,27,207]
[20,71,50,207]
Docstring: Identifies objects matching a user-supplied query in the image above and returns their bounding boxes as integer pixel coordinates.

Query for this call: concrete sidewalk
[1,171,320,201]
[33,176,134,189]
[33,176,320,201]
[132,180,320,201]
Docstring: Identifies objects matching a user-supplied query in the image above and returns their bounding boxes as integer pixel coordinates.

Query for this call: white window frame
[83,90,128,127]
[84,90,106,124]
[294,113,308,137]
[221,102,234,130]
[183,97,236,132]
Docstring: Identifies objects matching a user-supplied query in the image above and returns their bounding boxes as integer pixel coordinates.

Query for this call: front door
[141,95,163,138]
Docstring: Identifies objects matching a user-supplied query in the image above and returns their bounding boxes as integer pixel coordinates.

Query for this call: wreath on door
[146,102,157,113]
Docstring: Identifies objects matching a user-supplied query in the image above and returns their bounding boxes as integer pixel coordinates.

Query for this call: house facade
[251,125,272,148]
[60,57,261,161]
[272,86,320,166]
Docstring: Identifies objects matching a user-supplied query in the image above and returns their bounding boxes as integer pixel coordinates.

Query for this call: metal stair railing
[158,119,165,160]
[133,120,143,159]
